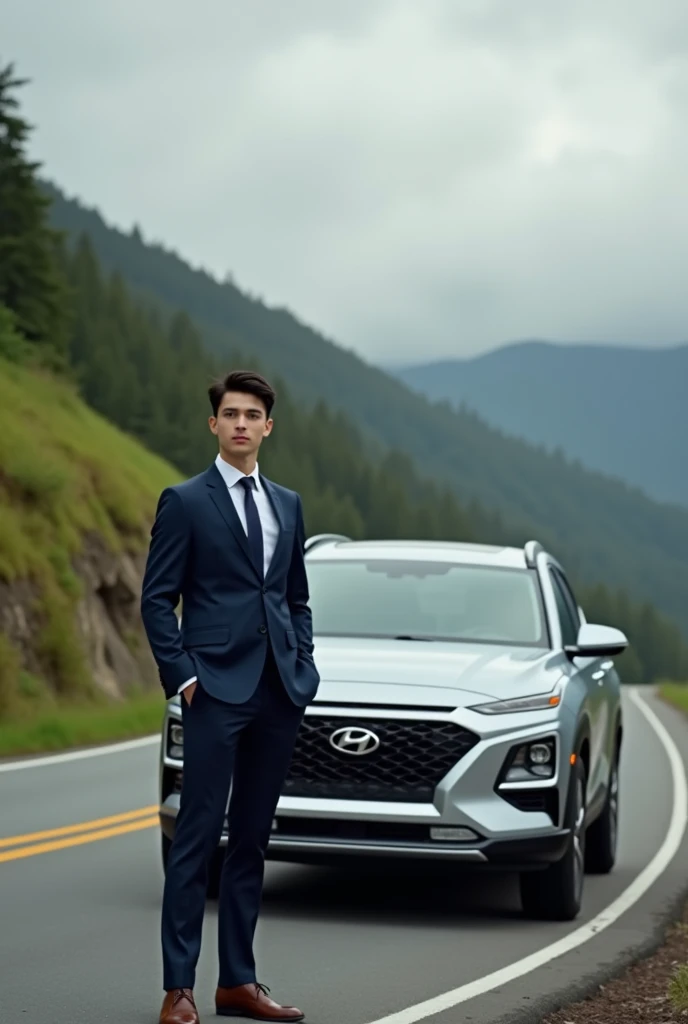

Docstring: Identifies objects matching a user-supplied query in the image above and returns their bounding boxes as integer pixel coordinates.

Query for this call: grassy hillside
[44,183,688,633]
[0,345,179,723]
[391,340,688,509]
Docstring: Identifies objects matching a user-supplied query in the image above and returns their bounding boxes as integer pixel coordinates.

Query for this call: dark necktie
[239,476,264,578]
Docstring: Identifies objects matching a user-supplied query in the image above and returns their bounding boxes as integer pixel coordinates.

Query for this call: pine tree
[0,63,71,365]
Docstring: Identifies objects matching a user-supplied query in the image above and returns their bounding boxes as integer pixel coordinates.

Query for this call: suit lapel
[205,464,257,575]
[261,475,287,582]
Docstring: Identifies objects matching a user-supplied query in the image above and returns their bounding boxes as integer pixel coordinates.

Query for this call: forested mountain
[0,60,686,695]
[44,183,688,633]
[53,239,688,686]
[391,340,688,509]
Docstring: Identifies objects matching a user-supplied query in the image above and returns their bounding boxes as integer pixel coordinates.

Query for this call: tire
[519,756,587,921]
[206,847,225,900]
[585,748,620,874]
[161,832,171,872]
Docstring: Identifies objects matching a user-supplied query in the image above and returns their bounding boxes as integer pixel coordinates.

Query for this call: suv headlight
[167,720,184,759]
[469,692,561,715]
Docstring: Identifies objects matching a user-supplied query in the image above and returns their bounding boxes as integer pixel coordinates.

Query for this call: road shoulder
[541,899,688,1023]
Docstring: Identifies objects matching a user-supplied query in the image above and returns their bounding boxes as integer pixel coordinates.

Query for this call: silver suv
[158,536,627,921]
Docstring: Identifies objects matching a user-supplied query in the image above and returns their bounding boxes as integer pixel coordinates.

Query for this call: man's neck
[217,450,257,476]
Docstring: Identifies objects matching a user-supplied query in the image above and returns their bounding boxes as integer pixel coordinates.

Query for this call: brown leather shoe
[159,987,200,1023]
[215,983,304,1021]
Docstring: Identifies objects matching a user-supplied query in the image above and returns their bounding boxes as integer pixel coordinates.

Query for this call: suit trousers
[161,644,304,990]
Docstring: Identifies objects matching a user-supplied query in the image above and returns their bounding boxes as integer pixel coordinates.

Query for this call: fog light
[430,826,478,841]
[529,743,552,765]
[167,722,184,759]
[502,737,556,783]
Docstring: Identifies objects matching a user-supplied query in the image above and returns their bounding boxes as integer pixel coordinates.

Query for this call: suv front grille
[284,716,479,802]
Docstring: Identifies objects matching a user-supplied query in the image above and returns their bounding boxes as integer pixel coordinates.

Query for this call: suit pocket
[285,629,298,648]
[183,626,230,648]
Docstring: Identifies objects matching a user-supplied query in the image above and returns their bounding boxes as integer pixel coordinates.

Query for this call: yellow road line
[0,815,159,864]
[0,805,159,850]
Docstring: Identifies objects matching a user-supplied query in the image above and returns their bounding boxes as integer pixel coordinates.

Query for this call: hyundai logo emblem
[329,726,381,756]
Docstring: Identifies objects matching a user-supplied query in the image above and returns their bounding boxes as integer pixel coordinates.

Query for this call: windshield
[306,559,548,647]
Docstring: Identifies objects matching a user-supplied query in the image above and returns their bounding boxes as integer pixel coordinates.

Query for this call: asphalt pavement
[1,686,687,1024]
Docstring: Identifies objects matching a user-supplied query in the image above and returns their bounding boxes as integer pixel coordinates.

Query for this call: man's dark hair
[208,370,277,418]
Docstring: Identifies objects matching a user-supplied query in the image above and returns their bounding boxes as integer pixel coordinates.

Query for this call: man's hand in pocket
[183,682,197,706]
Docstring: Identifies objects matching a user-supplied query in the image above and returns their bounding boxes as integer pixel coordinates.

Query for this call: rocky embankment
[0,355,180,715]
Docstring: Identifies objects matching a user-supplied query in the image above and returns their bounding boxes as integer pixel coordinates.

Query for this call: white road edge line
[0,734,160,773]
[364,687,688,1024]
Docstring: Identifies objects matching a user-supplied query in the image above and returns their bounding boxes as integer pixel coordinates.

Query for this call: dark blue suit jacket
[140,462,320,706]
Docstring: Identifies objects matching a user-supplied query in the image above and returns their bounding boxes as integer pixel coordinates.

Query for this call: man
[141,370,320,1024]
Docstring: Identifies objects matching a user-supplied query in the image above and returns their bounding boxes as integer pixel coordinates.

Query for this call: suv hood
[311,636,563,708]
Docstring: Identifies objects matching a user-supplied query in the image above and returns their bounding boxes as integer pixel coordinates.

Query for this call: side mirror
[565,623,628,660]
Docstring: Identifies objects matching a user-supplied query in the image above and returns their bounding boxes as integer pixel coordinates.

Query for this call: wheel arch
[573,715,592,781]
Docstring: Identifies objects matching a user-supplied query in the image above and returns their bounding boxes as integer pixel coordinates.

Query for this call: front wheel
[585,751,619,874]
[206,847,225,900]
[520,757,587,921]
[161,832,171,871]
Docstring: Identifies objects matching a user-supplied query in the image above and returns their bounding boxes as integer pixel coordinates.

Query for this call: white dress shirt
[178,455,280,694]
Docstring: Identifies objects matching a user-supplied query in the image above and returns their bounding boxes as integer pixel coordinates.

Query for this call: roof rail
[524,540,544,568]
[304,533,351,552]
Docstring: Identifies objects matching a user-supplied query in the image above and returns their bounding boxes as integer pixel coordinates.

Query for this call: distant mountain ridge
[391,339,688,508]
[44,182,688,633]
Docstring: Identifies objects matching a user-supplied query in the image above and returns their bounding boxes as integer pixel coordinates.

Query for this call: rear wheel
[585,748,620,874]
[519,756,587,921]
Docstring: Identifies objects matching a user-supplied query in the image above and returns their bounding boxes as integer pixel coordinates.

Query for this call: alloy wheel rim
[572,778,586,900]
[609,764,619,852]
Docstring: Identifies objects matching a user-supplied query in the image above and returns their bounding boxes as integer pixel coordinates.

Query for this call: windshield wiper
[393,634,433,641]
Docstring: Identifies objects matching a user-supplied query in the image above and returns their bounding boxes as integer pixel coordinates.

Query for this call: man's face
[209,390,272,462]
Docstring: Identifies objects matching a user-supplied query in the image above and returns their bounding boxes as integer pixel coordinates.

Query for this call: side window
[556,570,582,626]
[549,569,579,647]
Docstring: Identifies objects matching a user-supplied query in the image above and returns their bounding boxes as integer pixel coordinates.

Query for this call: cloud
[4,0,688,362]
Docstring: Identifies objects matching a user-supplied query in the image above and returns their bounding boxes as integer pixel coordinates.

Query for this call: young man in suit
[141,370,320,1024]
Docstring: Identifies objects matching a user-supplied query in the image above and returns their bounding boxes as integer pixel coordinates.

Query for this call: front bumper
[159,699,574,871]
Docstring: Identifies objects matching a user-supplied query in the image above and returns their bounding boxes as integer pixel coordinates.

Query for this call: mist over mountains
[391,340,688,509]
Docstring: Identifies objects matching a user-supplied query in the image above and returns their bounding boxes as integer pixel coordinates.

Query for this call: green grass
[0,689,168,758]
[669,960,688,1012]
[0,351,181,709]
[658,681,688,715]
[0,355,180,586]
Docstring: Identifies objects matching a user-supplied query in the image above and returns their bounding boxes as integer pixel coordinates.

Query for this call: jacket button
[258,625,267,634]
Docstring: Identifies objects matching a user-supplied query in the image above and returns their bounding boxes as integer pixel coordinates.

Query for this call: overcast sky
[4,0,688,364]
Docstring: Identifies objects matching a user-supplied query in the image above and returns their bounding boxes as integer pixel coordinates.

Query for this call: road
[1,687,687,1024]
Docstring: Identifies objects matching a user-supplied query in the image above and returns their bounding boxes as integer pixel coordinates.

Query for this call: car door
[549,566,607,808]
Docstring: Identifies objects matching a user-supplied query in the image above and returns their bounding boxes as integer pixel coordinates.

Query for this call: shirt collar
[215,453,261,491]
